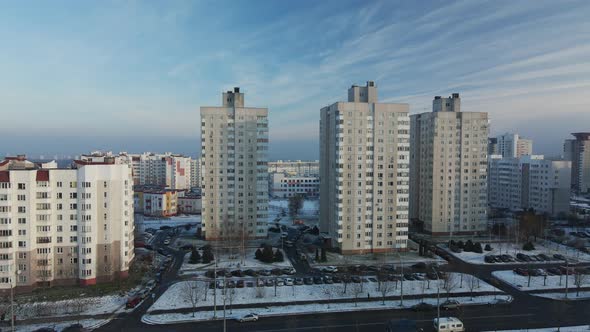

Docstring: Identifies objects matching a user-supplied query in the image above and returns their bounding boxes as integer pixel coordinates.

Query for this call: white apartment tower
[410,94,489,235]
[564,132,590,194]
[320,81,410,254]
[493,133,533,158]
[488,155,571,215]
[200,88,269,240]
[0,156,134,292]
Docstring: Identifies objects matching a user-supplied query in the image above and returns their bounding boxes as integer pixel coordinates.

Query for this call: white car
[238,313,259,322]
[284,278,294,286]
[322,266,338,273]
[433,317,464,332]
[163,239,170,245]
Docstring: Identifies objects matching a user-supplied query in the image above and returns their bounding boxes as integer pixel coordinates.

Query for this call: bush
[473,242,483,254]
[457,240,465,249]
[255,248,263,260]
[259,245,275,263]
[464,240,474,252]
[484,244,493,251]
[522,242,535,251]
[202,247,214,264]
[189,248,201,264]
[274,249,284,262]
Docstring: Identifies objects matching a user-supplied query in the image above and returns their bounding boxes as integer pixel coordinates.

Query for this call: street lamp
[11,267,22,332]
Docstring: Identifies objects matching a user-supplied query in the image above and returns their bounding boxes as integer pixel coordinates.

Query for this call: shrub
[255,248,263,260]
[464,240,474,252]
[522,242,535,251]
[274,249,284,262]
[484,244,493,251]
[457,240,465,249]
[473,242,483,254]
[189,248,201,264]
[260,245,275,263]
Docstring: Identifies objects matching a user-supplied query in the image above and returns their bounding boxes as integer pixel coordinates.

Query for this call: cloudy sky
[1,0,590,160]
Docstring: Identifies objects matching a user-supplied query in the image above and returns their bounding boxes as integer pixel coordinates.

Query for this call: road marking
[250,313,535,332]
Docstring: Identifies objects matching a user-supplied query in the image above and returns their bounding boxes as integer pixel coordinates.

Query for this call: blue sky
[1,0,590,160]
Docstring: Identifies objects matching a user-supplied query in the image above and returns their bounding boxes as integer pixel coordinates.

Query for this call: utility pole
[565,260,569,299]
[399,253,404,307]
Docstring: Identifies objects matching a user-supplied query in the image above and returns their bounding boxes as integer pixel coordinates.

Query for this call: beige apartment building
[564,132,590,194]
[410,94,489,236]
[0,156,134,293]
[320,81,410,254]
[200,88,269,240]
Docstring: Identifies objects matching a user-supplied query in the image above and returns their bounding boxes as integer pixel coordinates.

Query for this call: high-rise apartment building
[319,81,410,254]
[410,93,489,236]
[490,133,533,158]
[564,132,590,194]
[0,156,134,292]
[190,158,201,189]
[200,87,268,240]
[488,155,571,215]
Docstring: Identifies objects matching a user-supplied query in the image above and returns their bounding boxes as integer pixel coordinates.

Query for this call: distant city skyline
[2,1,590,159]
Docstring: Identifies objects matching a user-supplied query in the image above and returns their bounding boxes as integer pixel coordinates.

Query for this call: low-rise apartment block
[0,155,134,293]
[270,173,319,198]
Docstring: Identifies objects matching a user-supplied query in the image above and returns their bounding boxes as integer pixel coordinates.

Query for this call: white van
[433,317,465,332]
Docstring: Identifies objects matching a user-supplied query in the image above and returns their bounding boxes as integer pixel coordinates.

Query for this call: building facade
[268,160,319,177]
[80,151,193,190]
[270,173,319,198]
[490,133,533,158]
[177,191,202,215]
[488,155,571,215]
[133,187,179,217]
[190,158,201,189]
[200,87,268,240]
[410,93,489,236]
[320,81,410,254]
[564,133,590,194]
[0,156,134,293]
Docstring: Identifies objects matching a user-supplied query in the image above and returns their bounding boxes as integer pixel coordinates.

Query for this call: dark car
[411,302,435,311]
[554,254,566,261]
[232,270,245,277]
[332,275,342,283]
[265,279,274,287]
[237,280,245,288]
[426,272,439,280]
[271,268,283,276]
[324,276,334,284]
[180,244,194,251]
[294,278,304,285]
[226,280,236,288]
[547,267,562,275]
[62,324,84,332]
[303,277,314,285]
[538,254,551,261]
[441,299,460,310]
[404,274,415,281]
[484,256,495,263]
[244,269,258,277]
[351,276,361,283]
[367,266,380,273]
[313,276,324,284]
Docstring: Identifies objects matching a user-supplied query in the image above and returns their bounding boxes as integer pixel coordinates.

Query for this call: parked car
[441,299,461,310]
[237,280,245,288]
[324,276,334,284]
[332,275,342,283]
[553,254,566,260]
[276,279,285,286]
[304,277,314,285]
[126,296,142,309]
[265,279,274,287]
[351,276,361,283]
[294,278,304,285]
[547,267,562,275]
[163,239,170,245]
[484,256,495,263]
[245,269,258,277]
[404,274,416,281]
[237,313,259,322]
[271,268,283,276]
[322,266,338,273]
[282,267,296,275]
[433,317,465,332]
[257,279,265,287]
[260,270,272,276]
[284,278,294,286]
[313,276,324,284]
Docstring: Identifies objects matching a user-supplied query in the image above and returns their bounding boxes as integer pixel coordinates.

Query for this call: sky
[1,0,590,160]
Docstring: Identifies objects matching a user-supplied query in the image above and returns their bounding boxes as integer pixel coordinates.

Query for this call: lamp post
[11,266,22,332]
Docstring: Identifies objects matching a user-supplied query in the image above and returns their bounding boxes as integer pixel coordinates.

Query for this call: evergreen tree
[255,248,263,261]
[189,248,201,264]
[274,249,284,262]
[261,245,274,263]
[202,247,214,264]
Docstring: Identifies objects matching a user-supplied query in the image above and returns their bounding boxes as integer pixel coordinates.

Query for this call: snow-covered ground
[492,270,590,293]
[143,294,512,324]
[149,273,501,312]
[179,249,293,276]
[135,214,201,232]
[14,294,126,320]
[312,250,444,267]
[268,199,319,226]
[16,318,109,332]
[445,242,590,265]
[484,326,590,332]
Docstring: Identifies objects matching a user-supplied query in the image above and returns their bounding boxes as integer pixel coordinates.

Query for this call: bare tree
[441,272,459,300]
[342,274,350,295]
[227,288,237,314]
[574,273,588,297]
[255,279,266,298]
[376,280,394,305]
[322,285,334,308]
[351,281,363,307]
[466,275,479,299]
[69,297,97,323]
[182,280,205,317]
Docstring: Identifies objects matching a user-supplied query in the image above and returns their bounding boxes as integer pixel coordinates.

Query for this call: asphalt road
[95,228,590,331]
